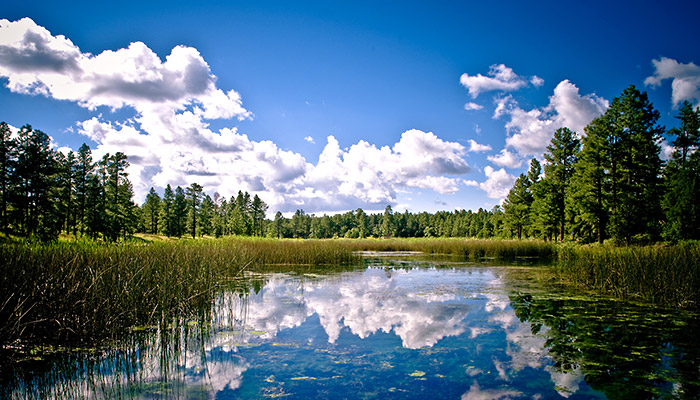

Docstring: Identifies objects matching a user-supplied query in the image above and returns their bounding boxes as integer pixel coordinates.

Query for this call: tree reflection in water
[2,259,699,399]
[509,292,700,400]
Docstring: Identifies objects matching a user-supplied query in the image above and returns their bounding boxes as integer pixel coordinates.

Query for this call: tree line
[501,85,700,244]
[0,123,137,241]
[0,122,270,241]
[2,84,696,243]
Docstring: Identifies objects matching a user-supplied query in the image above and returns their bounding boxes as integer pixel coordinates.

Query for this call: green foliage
[503,174,533,239]
[663,101,700,241]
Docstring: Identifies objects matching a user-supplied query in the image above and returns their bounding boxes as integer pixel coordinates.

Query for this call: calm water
[3,255,699,399]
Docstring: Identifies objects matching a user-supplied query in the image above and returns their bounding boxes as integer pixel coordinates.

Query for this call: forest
[0,85,698,244]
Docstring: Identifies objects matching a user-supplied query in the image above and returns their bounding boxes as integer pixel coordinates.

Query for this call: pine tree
[662,102,700,240]
[0,122,15,232]
[542,127,580,241]
[13,125,58,239]
[503,174,532,239]
[160,184,175,237]
[570,116,610,243]
[74,143,94,236]
[199,194,215,236]
[142,187,161,234]
[606,86,664,243]
[251,194,268,236]
[173,186,187,237]
[186,182,203,238]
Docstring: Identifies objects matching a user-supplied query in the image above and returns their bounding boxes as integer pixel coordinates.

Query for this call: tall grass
[555,242,700,309]
[336,237,558,261]
[0,237,359,352]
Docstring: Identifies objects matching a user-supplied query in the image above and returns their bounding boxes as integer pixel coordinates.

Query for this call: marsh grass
[0,237,359,355]
[555,242,700,309]
[336,237,558,261]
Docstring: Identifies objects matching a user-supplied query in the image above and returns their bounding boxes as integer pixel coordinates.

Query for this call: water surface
[3,255,699,399]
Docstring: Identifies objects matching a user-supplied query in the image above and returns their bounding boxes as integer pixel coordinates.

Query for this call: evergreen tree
[251,194,268,236]
[380,205,395,237]
[570,117,610,243]
[503,174,533,239]
[0,122,15,232]
[543,127,581,241]
[662,102,700,240]
[104,152,130,241]
[273,211,284,238]
[142,187,161,234]
[199,194,215,236]
[12,125,58,239]
[160,184,175,237]
[74,143,94,236]
[605,86,664,243]
[173,186,187,237]
[186,182,203,238]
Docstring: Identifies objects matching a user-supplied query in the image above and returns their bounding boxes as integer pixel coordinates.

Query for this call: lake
[2,253,699,399]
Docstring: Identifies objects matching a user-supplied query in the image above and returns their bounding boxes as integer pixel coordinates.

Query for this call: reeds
[336,237,558,261]
[555,242,700,309]
[0,237,360,352]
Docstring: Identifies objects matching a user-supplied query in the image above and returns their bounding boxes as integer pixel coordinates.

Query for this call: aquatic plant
[555,242,700,309]
[336,238,557,261]
[0,237,359,352]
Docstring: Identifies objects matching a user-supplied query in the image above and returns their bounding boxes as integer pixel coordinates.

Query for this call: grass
[554,242,700,309]
[334,237,558,261]
[0,237,359,352]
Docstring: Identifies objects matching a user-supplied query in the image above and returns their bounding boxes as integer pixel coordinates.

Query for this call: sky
[1,0,699,216]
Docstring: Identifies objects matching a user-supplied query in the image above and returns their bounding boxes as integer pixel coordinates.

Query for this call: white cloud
[0,18,252,120]
[487,149,522,168]
[460,64,536,99]
[304,135,315,143]
[531,76,544,87]
[461,381,521,400]
[464,102,484,111]
[499,80,608,157]
[464,179,479,187]
[467,139,492,152]
[645,57,700,107]
[479,166,516,199]
[300,130,471,212]
[659,137,674,161]
[0,18,476,214]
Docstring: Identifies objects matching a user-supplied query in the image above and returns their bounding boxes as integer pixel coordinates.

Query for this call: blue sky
[1,0,699,215]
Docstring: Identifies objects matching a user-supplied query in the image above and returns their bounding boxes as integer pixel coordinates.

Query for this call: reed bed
[0,237,359,352]
[336,237,558,261]
[555,242,700,309]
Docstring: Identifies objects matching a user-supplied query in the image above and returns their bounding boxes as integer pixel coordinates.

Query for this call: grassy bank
[555,243,700,309]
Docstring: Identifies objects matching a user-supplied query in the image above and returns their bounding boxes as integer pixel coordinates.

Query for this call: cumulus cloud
[460,64,537,99]
[479,166,516,199]
[467,139,492,152]
[645,57,700,107]
[464,102,484,111]
[299,130,470,212]
[487,149,522,168]
[304,135,315,143]
[0,18,251,119]
[0,18,475,213]
[499,80,608,157]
